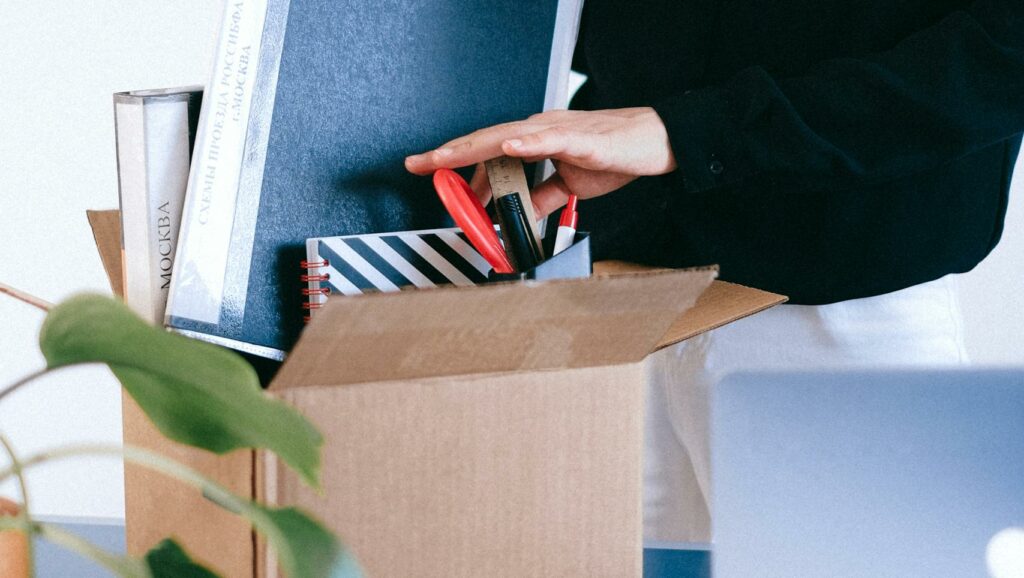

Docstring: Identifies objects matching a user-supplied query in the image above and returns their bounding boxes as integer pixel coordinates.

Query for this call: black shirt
[571,0,1024,304]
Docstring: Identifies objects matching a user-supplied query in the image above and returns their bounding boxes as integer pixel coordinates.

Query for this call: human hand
[404,107,677,218]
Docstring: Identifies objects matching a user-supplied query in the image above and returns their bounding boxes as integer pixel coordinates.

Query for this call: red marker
[551,194,579,256]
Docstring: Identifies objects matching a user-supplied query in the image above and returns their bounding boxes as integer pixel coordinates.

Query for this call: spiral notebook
[302,228,493,321]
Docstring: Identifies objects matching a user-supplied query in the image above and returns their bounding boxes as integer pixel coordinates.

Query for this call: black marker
[495,192,543,272]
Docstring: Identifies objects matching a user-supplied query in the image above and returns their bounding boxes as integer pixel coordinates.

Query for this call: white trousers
[643,275,970,543]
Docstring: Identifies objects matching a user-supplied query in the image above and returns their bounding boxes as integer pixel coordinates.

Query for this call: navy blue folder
[168,0,575,358]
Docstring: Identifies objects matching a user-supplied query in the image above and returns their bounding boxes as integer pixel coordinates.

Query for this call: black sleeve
[652,0,1024,193]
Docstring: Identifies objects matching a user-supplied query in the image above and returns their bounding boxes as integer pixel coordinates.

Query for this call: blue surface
[35,520,126,578]
[645,547,712,578]
[35,521,709,577]
[713,370,1024,578]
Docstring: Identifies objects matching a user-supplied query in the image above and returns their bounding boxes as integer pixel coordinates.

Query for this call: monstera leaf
[142,510,361,578]
[38,294,322,486]
[250,505,363,578]
[145,540,220,578]
[29,295,365,577]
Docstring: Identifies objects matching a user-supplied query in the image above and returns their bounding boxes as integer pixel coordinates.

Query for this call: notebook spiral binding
[301,228,499,325]
[300,259,331,323]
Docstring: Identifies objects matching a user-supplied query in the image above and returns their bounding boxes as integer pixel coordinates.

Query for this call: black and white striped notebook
[302,228,494,321]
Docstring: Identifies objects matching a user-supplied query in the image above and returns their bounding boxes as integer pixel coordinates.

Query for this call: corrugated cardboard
[89,210,256,576]
[266,364,646,577]
[87,210,786,577]
[276,267,717,387]
[593,261,788,348]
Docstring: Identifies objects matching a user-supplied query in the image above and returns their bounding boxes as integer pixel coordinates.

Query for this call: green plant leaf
[124,447,364,578]
[145,539,220,578]
[38,294,322,486]
[5,444,361,578]
[249,505,363,578]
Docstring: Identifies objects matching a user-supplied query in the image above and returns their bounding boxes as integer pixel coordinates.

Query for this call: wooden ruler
[484,156,544,257]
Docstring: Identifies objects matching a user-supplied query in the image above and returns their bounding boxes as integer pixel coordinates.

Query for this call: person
[406,0,1024,542]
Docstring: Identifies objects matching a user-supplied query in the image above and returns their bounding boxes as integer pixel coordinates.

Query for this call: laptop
[712,370,1024,578]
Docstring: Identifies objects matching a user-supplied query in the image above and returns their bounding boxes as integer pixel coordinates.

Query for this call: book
[167,0,583,360]
[114,87,202,324]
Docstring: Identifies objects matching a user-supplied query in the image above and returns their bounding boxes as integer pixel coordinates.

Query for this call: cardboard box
[88,210,785,577]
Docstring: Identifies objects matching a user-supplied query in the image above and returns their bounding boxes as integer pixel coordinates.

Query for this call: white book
[114,87,202,324]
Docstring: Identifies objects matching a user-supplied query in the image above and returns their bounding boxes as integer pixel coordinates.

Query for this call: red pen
[551,194,579,256]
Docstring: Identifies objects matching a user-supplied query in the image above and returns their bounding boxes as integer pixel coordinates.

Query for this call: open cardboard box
[88,210,785,577]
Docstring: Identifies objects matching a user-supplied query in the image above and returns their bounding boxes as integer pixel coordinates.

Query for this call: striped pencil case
[301,227,591,322]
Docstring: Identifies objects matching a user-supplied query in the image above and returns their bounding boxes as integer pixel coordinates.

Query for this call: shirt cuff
[652,86,751,194]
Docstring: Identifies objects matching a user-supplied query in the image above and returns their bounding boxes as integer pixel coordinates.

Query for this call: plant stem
[0,365,89,405]
[0,518,152,578]
[0,444,246,578]
[0,444,115,482]
[0,368,52,405]
[0,433,35,577]
[35,523,151,578]
[0,282,52,312]
[0,444,252,519]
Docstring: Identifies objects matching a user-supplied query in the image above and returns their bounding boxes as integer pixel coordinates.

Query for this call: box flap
[86,209,124,298]
[656,279,786,349]
[273,267,718,389]
[594,262,787,351]
[85,210,786,385]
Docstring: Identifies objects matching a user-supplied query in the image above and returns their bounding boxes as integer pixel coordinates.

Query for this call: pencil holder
[488,232,591,283]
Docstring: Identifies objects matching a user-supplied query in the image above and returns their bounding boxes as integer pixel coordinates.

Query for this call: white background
[1,2,1022,520]
[0,1,223,520]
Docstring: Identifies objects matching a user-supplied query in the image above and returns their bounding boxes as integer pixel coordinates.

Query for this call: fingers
[468,163,491,206]
[530,172,574,219]
[406,108,668,176]
[501,127,610,170]
[405,121,547,174]
[532,164,639,217]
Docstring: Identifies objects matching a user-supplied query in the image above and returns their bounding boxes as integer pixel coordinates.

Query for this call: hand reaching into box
[405,107,678,218]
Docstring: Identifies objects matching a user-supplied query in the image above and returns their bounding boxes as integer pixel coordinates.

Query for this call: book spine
[167,0,269,326]
[114,90,201,324]
[114,98,145,315]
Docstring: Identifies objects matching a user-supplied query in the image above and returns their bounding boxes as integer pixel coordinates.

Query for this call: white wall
[960,151,1024,365]
[0,1,222,520]
[1,3,1021,521]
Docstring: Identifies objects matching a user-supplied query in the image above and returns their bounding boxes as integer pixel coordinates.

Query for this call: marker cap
[558,194,579,229]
